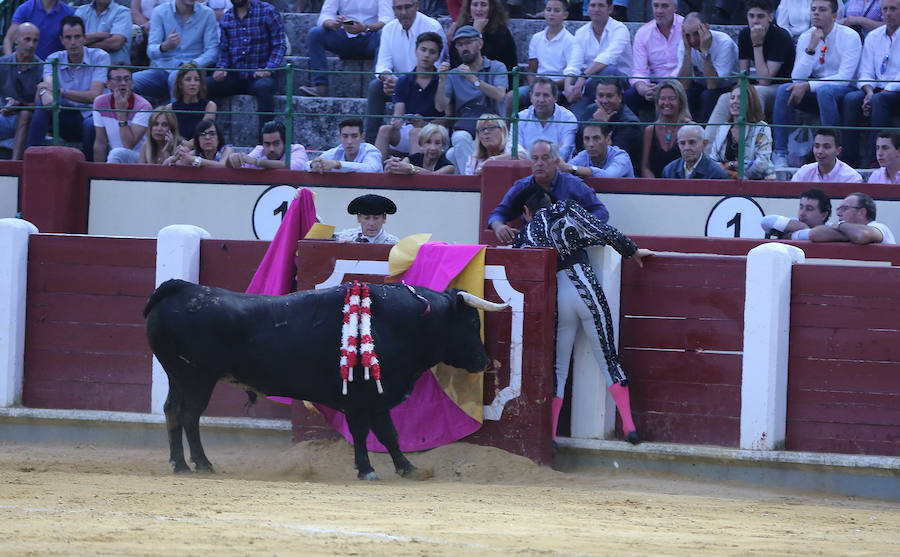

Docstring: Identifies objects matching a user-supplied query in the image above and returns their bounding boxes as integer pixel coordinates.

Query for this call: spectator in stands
[167,118,232,166]
[661,124,730,179]
[4,0,74,60]
[706,85,775,180]
[561,122,635,178]
[564,0,632,115]
[165,63,216,143]
[447,0,517,85]
[791,128,863,182]
[436,25,509,174]
[488,138,609,243]
[640,79,693,178]
[93,65,151,163]
[517,77,578,160]
[810,192,896,243]
[672,12,739,123]
[708,0,794,125]
[133,0,218,103]
[26,16,109,161]
[506,0,576,114]
[841,0,900,168]
[207,0,285,130]
[300,0,391,98]
[226,120,309,169]
[772,0,861,167]
[626,0,684,118]
[777,0,846,39]
[839,0,884,36]
[760,187,833,240]
[868,131,900,184]
[576,77,642,174]
[334,194,400,244]
[384,122,455,174]
[462,113,526,175]
[374,31,445,159]
[367,0,446,143]
[307,117,383,173]
[0,23,41,160]
[75,0,131,64]
[140,107,180,164]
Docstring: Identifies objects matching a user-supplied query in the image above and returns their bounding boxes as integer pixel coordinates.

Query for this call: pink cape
[315,242,485,452]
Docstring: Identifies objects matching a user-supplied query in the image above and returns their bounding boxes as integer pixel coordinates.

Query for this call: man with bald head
[0,23,42,159]
[3,0,73,59]
[673,11,738,123]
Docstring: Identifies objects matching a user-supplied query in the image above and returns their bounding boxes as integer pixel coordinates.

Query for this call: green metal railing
[6,58,898,177]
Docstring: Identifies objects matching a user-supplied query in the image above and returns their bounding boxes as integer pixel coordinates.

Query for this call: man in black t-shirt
[706,0,793,127]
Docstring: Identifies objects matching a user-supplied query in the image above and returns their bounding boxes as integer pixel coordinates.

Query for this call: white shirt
[308,142,382,172]
[334,226,398,244]
[374,11,445,75]
[672,29,739,88]
[777,0,845,38]
[792,23,862,91]
[867,221,896,244]
[517,104,578,160]
[858,24,900,92]
[528,27,578,76]
[317,0,393,27]
[867,166,900,184]
[565,18,632,77]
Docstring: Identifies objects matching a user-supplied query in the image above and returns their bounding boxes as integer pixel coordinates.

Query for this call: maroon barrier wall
[787,264,900,456]
[23,235,156,412]
[618,254,746,447]
[290,241,558,465]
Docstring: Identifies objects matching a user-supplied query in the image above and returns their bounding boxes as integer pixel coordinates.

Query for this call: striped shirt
[92,92,152,151]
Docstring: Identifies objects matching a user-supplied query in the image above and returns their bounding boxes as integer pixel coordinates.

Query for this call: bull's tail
[143,279,191,318]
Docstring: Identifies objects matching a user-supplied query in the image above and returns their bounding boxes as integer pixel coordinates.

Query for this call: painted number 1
[726,212,741,237]
[273,201,287,221]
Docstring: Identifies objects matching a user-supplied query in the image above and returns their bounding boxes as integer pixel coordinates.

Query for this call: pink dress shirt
[790,159,863,183]
[630,14,684,87]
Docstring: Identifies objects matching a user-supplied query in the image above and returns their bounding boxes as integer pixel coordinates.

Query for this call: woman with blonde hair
[140,107,180,164]
[706,85,775,180]
[640,79,694,178]
[166,63,216,143]
[463,114,527,175]
[385,124,455,175]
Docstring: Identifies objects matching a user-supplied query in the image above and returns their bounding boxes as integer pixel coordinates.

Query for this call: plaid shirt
[216,0,286,79]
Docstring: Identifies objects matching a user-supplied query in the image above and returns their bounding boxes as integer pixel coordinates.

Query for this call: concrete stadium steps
[216,95,387,151]
[277,56,375,98]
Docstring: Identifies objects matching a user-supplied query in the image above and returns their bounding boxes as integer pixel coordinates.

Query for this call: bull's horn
[458,291,509,312]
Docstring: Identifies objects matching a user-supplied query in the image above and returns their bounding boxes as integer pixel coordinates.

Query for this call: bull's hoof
[358,471,379,481]
[625,431,641,445]
[194,462,215,474]
[171,461,192,474]
[398,465,434,481]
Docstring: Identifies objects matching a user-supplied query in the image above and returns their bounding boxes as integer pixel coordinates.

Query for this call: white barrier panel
[0,218,38,407]
[0,176,18,219]
[88,179,481,244]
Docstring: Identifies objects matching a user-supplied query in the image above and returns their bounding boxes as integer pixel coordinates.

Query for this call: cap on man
[334,194,400,244]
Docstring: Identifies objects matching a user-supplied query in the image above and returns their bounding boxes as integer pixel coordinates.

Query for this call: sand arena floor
[0,440,897,556]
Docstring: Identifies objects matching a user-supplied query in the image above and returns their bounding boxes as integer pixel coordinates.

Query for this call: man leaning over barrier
[810,192,896,244]
[227,120,308,170]
[760,187,832,241]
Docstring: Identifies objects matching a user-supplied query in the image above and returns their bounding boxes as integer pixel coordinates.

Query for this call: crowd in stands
[0,0,897,187]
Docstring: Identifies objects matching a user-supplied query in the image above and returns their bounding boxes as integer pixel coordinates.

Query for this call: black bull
[143,279,508,480]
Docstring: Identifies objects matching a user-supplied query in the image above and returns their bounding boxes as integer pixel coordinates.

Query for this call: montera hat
[347,194,397,215]
[453,25,482,42]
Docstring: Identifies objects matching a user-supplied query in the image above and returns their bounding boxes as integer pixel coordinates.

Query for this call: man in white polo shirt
[810,192,896,245]
[93,65,151,163]
[365,0,445,143]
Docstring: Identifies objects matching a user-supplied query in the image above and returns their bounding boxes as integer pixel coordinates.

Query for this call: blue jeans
[772,82,852,153]
[842,89,900,167]
[365,76,391,144]
[133,68,179,103]
[205,72,276,127]
[306,26,381,87]
[26,100,95,161]
[623,85,656,119]
[684,81,733,124]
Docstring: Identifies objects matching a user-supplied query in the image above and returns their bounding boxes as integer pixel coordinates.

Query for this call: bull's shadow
[144,279,507,480]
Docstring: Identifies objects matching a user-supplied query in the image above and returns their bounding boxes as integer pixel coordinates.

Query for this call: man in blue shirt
[488,139,609,244]
[74,0,131,64]
[306,117,383,173]
[561,122,635,178]
[133,0,218,102]
[3,0,74,60]
[207,0,285,130]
